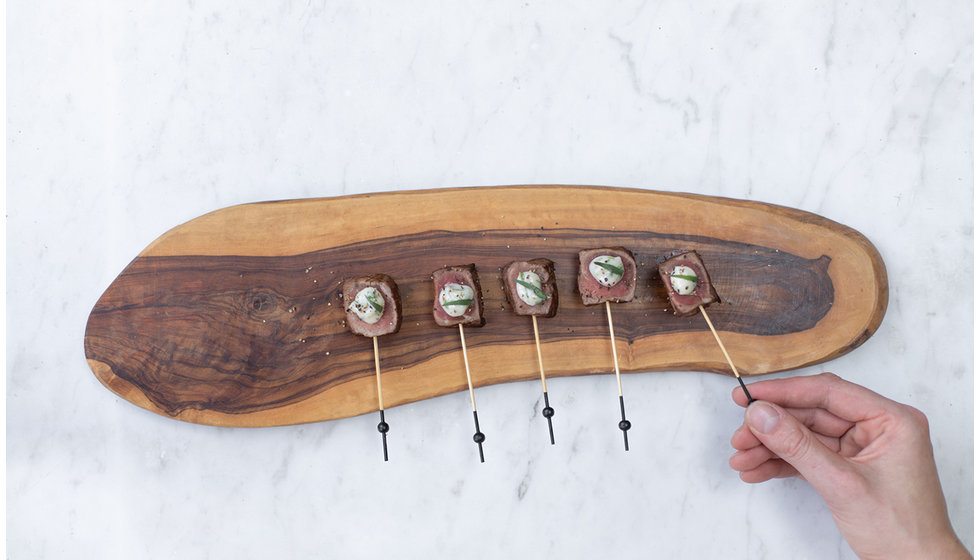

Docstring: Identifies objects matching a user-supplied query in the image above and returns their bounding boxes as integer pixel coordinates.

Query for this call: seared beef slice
[343,274,403,337]
[577,247,637,306]
[657,250,720,316]
[502,258,558,317]
[432,264,485,327]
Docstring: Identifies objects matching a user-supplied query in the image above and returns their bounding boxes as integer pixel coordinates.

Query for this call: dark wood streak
[85,228,833,417]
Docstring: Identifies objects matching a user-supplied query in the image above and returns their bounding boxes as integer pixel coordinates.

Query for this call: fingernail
[747,402,780,434]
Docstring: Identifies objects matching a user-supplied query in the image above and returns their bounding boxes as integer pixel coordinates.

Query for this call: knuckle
[900,404,930,433]
[781,426,813,461]
[817,371,841,383]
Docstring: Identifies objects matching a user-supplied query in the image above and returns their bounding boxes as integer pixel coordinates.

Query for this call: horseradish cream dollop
[514,271,546,306]
[348,287,384,324]
[669,265,699,295]
[439,283,474,317]
[589,255,624,287]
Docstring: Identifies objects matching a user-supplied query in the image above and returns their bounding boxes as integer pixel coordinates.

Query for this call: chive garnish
[514,278,549,300]
[594,261,625,276]
[670,273,699,284]
[443,299,473,307]
[367,297,384,314]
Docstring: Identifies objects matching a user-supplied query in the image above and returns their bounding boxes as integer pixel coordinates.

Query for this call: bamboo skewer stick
[373,336,384,410]
[531,315,556,445]
[605,301,631,451]
[372,336,390,461]
[605,302,623,396]
[699,305,755,403]
[458,324,486,462]
[531,315,547,394]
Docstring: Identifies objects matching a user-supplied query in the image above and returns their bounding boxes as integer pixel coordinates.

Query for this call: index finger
[731,372,902,423]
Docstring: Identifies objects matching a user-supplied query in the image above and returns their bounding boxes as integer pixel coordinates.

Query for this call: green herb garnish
[594,261,625,276]
[442,299,473,307]
[670,274,699,284]
[367,296,384,314]
[514,278,549,301]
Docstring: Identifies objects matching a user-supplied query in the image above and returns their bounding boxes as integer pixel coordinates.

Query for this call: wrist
[864,531,971,560]
[926,533,971,560]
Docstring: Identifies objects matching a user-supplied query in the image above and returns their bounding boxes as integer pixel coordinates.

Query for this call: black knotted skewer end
[542,391,555,418]
[619,419,632,451]
[472,410,486,462]
[475,435,486,463]
[618,395,631,451]
[542,391,556,444]
[377,410,390,461]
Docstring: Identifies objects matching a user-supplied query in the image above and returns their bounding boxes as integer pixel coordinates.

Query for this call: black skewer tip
[618,395,631,451]
[542,391,556,445]
[472,410,486,463]
[377,410,389,462]
[736,376,756,404]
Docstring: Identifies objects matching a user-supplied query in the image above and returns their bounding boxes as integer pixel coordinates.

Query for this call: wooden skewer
[605,301,631,451]
[605,302,623,396]
[458,324,486,462]
[372,336,390,461]
[531,315,555,445]
[373,336,384,410]
[458,324,477,411]
[698,304,755,403]
[531,315,547,393]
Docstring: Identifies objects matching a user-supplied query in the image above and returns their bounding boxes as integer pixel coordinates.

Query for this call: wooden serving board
[84,186,888,427]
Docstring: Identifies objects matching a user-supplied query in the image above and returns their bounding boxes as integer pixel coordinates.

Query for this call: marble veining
[7,1,971,558]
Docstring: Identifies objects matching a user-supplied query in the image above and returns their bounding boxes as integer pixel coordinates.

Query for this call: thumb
[745,401,851,492]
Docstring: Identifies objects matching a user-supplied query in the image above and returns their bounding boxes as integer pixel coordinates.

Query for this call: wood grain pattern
[84,186,888,427]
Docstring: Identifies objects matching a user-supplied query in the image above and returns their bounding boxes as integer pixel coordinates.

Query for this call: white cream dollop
[669,265,699,295]
[514,271,545,306]
[589,255,624,287]
[348,286,384,324]
[439,283,474,317]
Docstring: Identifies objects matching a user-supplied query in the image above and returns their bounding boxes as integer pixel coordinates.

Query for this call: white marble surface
[7,1,972,558]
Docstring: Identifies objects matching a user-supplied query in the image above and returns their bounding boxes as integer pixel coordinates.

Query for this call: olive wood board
[84,185,888,427]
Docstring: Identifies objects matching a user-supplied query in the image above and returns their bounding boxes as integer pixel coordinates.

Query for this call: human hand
[729,373,970,560]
